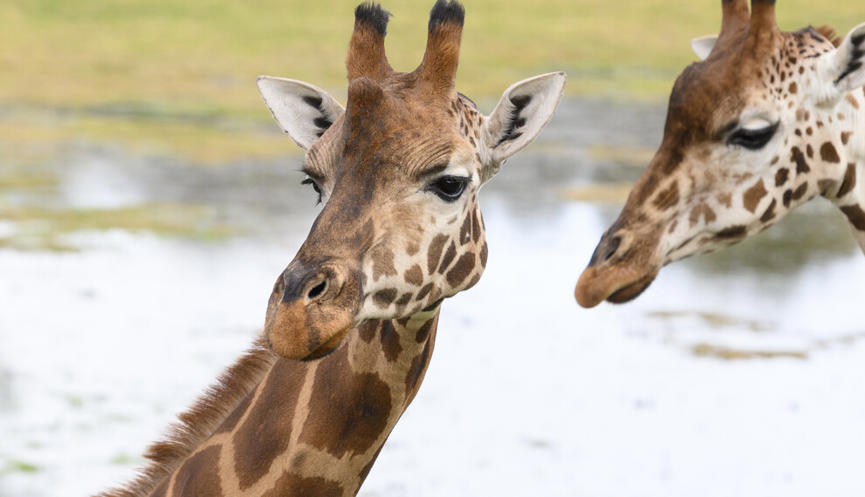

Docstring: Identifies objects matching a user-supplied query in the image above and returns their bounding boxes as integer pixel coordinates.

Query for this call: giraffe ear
[818,23,865,98]
[257,76,345,151]
[481,72,566,171]
[690,35,718,61]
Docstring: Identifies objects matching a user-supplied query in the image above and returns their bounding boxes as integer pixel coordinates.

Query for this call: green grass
[3,460,40,473]
[0,203,237,251]
[1,0,863,160]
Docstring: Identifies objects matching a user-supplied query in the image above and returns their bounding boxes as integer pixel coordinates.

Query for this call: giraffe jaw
[302,326,352,361]
[265,298,355,361]
[574,265,660,308]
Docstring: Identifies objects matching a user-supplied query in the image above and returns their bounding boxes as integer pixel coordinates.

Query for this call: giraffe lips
[575,266,659,308]
[301,326,352,361]
[605,272,658,304]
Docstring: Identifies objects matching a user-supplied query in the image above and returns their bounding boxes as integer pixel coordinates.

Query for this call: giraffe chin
[302,326,352,361]
[265,299,354,361]
[575,266,659,308]
[605,271,658,304]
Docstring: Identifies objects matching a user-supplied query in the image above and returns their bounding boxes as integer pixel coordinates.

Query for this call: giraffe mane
[98,335,278,497]
[814,24,842,47]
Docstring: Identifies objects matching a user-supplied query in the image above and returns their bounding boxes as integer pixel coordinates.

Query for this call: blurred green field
[1,0,863,161]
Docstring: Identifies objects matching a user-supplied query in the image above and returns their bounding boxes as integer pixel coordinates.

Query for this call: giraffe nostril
[307,280,327,300]
[604,236,622,262]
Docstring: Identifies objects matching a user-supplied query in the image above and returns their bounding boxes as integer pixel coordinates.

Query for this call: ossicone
[346,2,394,81]
[414,0,466,95]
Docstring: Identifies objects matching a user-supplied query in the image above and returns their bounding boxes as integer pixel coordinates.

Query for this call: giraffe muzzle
[575,232,661,308]
[264,263,360,360]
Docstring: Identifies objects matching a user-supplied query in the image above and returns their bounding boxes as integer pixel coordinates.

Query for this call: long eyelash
[301,177,323,205]
[727,122,779,150]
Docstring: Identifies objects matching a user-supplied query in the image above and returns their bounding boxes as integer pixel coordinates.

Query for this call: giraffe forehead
[667,61,750,137]
[665,27,833,140]
[310,102,465,184]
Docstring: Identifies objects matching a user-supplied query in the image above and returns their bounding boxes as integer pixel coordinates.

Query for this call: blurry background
[1,1,864,496]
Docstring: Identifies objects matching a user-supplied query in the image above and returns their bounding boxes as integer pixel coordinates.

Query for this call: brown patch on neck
[819,142,841,163]
[791,147,810,174]
[379,320,403,362]
[405,339,433,403]
[300,344,393,458]
[841,204,865,231]
[171,446,223,496]
[760,198,778,223]
[715,224,748,239]
[775,168,789,187]
[261,473,343,497]
[232,359,307,489]
[837,163,857,198]
[689,202,717,227]
[446,252,476,287]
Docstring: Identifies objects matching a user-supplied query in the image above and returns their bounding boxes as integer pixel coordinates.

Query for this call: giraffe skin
[128,316,438,497]
[575,0,865,307]
[97,1,566,495]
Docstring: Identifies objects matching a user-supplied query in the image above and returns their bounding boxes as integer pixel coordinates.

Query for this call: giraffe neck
[104,311,439,497]
[824,87,865,254]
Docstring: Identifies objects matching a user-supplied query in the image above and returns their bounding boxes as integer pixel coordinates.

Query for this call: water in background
[1,99,864,497]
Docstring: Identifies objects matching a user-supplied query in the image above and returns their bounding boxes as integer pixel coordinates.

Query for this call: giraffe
[99,1,565,496]
[574,0,865,308]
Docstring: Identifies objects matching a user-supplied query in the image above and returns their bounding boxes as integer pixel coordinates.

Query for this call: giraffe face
[257,2,564,359]
[575,1,865,308]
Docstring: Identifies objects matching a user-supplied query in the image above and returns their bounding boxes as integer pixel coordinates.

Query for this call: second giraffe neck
[829,88,865,253]
[147,312,439,497]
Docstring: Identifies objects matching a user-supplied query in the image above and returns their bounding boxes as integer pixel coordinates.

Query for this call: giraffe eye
[301,177,323,204]
[427,175,469,202]
[727,122,779,150]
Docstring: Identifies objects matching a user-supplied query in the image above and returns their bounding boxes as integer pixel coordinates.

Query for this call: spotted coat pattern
[97,1,550,496]
[576,1,865,308]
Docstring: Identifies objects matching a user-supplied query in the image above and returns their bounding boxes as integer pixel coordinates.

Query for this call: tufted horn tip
[355,2,391,36]
[428,0,465,32]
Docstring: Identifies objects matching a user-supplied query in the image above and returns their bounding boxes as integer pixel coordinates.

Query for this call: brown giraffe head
[257,1,565,357]
[575,0,865,308]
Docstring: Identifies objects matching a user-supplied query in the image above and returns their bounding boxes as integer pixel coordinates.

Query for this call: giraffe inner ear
[690,35,718,61]
[482,72,566,171]
[257,76,345,151]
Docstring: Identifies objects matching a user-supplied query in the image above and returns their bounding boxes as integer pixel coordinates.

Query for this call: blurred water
[1,99,864,497]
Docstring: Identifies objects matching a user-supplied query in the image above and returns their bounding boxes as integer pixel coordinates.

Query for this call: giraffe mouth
[604,271,658,304]
[301,326,352,361]
[575,266,659,308]
[265,297,356,361]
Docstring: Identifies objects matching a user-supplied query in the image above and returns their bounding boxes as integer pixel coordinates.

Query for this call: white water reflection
[1,100,864,497]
